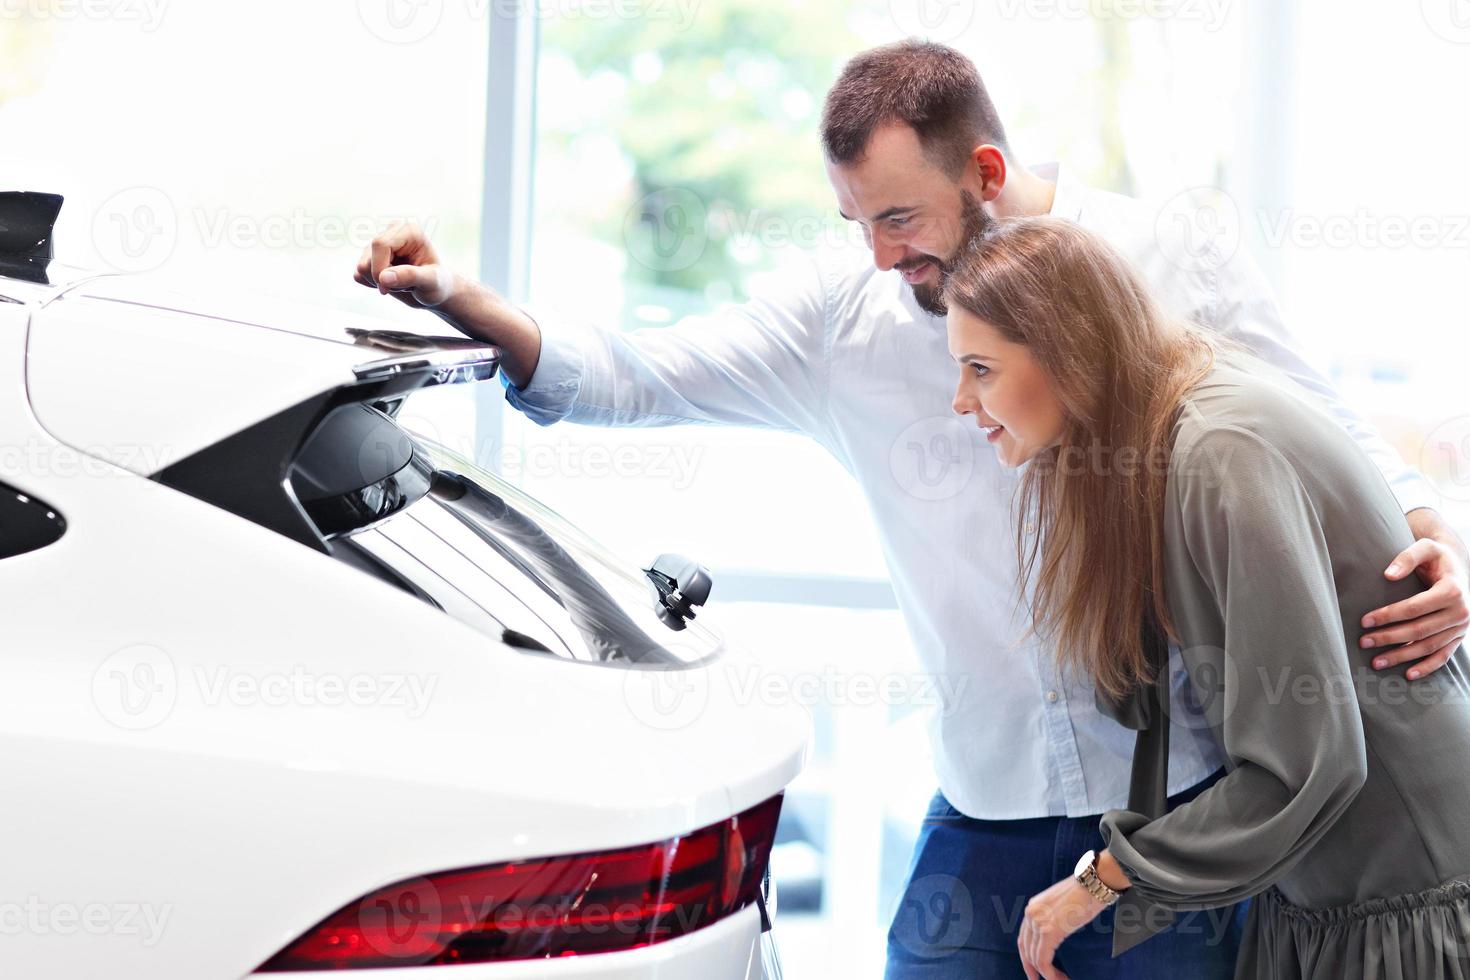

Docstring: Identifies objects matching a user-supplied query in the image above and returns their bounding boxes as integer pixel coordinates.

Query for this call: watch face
[1074,849,1096,878]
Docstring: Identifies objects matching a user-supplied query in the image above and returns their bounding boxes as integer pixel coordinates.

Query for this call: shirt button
[1025,522,1037,534]
[1045,690,1059,702]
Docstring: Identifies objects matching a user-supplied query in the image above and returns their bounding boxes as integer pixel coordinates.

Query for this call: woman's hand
[1017,875,1110,980]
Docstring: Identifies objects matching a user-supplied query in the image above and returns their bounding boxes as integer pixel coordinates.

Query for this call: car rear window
[343,431,721,667]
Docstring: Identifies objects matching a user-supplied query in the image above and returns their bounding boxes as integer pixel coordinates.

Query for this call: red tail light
[256,794,782,970]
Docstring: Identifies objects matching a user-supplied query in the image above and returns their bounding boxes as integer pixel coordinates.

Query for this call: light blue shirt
[504,164,1437,820]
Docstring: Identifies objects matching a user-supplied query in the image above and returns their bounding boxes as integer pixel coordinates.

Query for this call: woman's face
[947,306,1067,467]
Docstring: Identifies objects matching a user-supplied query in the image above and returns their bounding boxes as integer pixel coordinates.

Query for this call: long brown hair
[943,216,1218,700]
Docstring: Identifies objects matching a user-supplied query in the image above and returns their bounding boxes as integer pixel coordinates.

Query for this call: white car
[0,192,808,979]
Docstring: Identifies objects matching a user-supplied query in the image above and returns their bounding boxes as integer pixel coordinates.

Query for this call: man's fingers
[1399,631,1464,679]
[375,263,431,293]
[1368,625,1464,673]
[394,264,455,304]
[1384,539,1438,580]
[368,221,422,288]
[370,237,399,293]
[1362,607,1460,651]
[1408,637,1466,680]
[355,244,376,286]
[1362,581,1450,632]
[1361,542,1468,678]
[357,221,445,299]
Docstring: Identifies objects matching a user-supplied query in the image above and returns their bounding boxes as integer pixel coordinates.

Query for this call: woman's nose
[952,386,975,417]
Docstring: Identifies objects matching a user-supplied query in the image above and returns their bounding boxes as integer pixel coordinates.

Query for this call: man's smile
[898,258,938,284]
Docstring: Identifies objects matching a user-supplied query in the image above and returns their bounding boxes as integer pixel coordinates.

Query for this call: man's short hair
[820,40,1009,178]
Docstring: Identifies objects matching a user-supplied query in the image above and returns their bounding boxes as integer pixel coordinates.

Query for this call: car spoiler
[0,191,64,284]
[153,332,500,554]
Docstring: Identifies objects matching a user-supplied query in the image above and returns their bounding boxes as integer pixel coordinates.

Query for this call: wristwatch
[1073,849,1121,906]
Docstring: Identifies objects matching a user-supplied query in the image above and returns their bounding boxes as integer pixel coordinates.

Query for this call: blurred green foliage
[540,2,878,304]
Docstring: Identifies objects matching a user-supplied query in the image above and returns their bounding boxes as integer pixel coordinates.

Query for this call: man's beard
[902,189,993,317]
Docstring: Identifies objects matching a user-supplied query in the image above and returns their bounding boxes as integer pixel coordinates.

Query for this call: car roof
[6,261,490,357]
[18,264,499,478]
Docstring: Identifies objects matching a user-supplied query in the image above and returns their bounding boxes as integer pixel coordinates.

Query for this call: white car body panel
[24,276,395,475]
[0,264,809,979]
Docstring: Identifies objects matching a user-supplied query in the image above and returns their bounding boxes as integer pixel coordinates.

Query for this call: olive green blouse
[1096,350,1470,976]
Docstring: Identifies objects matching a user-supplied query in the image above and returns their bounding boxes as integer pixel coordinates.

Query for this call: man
[356,40,1470,978]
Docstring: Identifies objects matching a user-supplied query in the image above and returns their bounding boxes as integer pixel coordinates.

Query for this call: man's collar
[1031,161,1083,222]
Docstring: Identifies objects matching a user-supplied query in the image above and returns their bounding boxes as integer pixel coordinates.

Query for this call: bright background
[5,0,1469,973]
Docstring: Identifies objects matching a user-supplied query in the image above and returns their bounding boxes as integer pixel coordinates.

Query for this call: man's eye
[889,216,911,228]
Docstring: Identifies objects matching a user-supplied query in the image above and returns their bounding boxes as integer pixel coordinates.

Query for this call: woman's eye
[971,364,989,378]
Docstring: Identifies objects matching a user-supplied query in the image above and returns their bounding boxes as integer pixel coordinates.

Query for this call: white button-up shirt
[505,163,1435,820]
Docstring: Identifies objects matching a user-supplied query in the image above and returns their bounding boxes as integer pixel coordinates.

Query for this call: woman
[942,216,1470,979]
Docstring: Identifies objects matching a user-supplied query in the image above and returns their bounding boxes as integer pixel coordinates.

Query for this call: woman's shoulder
[1170,348,1348,478]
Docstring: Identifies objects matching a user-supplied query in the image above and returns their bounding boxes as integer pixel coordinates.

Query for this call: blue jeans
[884,769,1246,979]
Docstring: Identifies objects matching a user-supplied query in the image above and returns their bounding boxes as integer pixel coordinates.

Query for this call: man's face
[826,121,993,316]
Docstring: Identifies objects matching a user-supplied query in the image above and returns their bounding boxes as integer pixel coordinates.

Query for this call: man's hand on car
[355,221,543,388]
